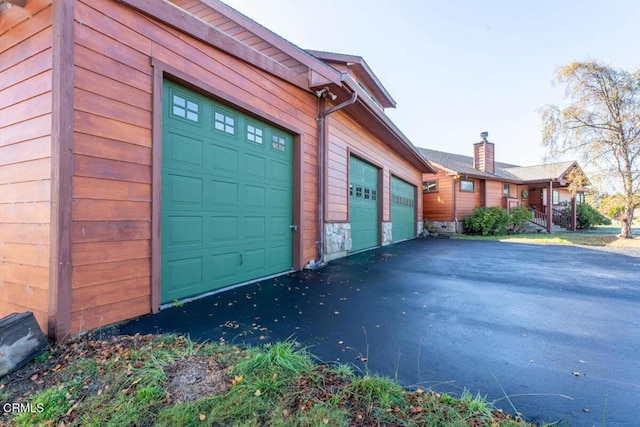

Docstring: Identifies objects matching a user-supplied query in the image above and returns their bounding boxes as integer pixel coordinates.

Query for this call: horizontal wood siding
[70,0,321,331]
[327,112,423,223]
[0,1,53,332]
[456,180,483,220]
[485,180,503,207]
[422,169,453,221]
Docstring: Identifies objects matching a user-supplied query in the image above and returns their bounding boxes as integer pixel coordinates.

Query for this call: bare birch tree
[541,61,640,238]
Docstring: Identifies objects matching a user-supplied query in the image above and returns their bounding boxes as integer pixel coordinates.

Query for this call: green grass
[453,225,640,247]
[1,334,545,427]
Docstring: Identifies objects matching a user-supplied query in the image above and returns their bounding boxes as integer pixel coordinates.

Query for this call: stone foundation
[324,222,351,262]
[426,220,457,234]
[382,222,392,246]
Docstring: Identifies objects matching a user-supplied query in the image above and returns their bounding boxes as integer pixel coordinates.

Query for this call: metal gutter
[308,88,358,269]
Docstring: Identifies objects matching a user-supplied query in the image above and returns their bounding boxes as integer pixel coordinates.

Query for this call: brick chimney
[473,131,495,174]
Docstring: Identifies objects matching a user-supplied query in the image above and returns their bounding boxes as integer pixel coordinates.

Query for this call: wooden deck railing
[528,207,547,228]
[552,208,572,230]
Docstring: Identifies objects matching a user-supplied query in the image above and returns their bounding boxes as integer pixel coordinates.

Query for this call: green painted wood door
[161,81,293,303]
[349,156,378,251]
[391,176,415,242]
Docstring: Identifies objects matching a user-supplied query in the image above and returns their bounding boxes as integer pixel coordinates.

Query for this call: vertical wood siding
[69,0,323,331]
[0,1,53,332]
[326,112,423,224]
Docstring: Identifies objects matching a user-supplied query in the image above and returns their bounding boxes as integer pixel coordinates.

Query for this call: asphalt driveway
[117,238,640,425]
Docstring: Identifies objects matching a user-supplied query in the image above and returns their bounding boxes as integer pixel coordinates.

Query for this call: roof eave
[202,1,343,87]
[342,75,436,174]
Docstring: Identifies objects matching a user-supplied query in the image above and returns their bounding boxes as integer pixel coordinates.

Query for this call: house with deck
[419,133,588,233]
[0,0,436,340]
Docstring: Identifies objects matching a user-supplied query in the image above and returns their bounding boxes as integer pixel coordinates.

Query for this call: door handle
[289,225,299,231]
[239,254,243,265]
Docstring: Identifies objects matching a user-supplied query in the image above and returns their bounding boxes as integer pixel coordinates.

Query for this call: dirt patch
[163,355,231,404]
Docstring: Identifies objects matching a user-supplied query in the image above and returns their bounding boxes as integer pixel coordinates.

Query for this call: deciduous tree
[541,61,640,238]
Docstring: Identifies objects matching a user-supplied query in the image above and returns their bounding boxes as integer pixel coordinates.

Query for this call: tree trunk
[619,202,635,239]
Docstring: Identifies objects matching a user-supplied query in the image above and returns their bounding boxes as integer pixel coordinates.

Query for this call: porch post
[546,180,553,233]
[571,195,577,231]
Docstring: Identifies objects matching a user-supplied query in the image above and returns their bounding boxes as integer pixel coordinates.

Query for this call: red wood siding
[456,179,483,219]
[422,169,454,221]
[327,112,423,223]
[69,0,324,332]
[485,180,503,207]
[0,0,53,332]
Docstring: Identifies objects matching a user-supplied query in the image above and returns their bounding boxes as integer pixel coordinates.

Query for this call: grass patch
[453,225,640,248]
[1,333,546,426]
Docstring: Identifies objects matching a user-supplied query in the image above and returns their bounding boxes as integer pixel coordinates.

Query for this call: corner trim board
[49,0,74,341]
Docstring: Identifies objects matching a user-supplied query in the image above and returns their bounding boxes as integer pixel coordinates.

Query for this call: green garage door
[161,81,293,303]
[391,176,415,242]
[349,156,378,251]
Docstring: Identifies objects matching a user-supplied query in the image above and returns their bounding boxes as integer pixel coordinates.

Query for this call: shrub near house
[464,206,531,236]
[560,202,611,229]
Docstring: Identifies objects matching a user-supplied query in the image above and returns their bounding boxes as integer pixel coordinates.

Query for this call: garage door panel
[245,154,267,179]
[211,144,239,175]
[166,173,203,206]
[245,185,266,208]
[243,216,266,240]
[211,251,239,283]
[165,131,204,169]
[164,256,203,296]
[243,248,266,273]
[268,187,288,210]
[166,216,203,249]
[211,179,239,208]
[211,216,238,244]
[270,159,292,183]
[269,215,289,238]
[162,80,293,302]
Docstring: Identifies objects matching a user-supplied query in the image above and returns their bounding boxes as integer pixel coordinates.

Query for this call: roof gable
[306,50,396,109]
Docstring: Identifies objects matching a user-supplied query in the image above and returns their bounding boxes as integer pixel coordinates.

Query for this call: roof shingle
[417,147,578,183]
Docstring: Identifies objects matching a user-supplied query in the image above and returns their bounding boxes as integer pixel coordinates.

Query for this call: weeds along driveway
[117,239,640,426]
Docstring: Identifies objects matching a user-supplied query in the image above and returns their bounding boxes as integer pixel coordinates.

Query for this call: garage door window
[272,134,286,152]
[214,110,236,135]
[171,92,200,124]
[246,123,264,144]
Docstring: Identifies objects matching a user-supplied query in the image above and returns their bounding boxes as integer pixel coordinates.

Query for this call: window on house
[460,179,475,192]
[577,192,585,204]
[552,190,560,204]
[503,183,510,197]
[422,180,437,193]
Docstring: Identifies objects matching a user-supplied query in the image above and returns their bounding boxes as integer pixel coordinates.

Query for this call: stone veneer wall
[382,222,392,246]
[429,221,457,234]
[324,222,352,262]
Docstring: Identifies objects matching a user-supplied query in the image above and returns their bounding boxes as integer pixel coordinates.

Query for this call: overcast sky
[221,0,640,167]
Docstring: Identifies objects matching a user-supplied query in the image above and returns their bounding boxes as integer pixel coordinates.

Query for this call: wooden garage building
[0,0,436,340]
